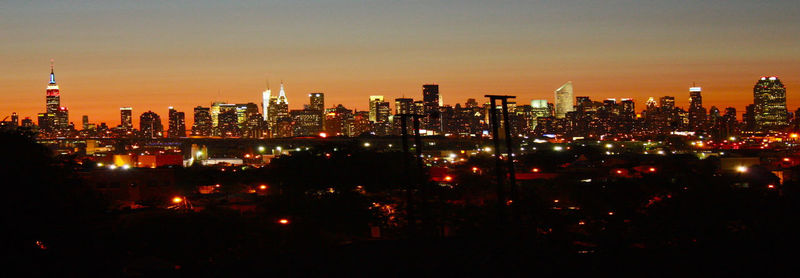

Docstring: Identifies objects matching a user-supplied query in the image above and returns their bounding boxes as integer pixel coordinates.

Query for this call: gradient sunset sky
[1,0,798,126]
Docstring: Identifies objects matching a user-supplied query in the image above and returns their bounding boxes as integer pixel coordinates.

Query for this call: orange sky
[1,1,798,127]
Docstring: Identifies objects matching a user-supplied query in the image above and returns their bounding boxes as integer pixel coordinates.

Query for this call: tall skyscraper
[46,60,60,114]
[554,81,574,119]
[395,98,414,115]
[369,96,385,122]
[139,111,163,138]
[168,107,186,138]
[82,115,90,130]
[688,86,706,130]
[753,76,788,131]
[309,93,324,112]
[120,107,133,130]
[262,82,271,121]
[192,106,212,136]
[422,84,441,131]
[268,82,290,136]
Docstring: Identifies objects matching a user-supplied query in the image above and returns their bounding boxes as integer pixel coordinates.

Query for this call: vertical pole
[400,115,415,236]
[501,98,519,224]
[412,115,427,235]
[488,98,506,226]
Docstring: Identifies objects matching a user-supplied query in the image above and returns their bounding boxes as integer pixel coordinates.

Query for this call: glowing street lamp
[172,196,183,204]
[736,166,748,173]
[278,218,290,225]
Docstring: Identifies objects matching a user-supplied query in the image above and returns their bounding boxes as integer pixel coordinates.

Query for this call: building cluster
[0,64,793,141]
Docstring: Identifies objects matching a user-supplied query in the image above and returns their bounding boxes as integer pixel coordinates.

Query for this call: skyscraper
[309,93,324,112]
[262,83,271,121]
[192,106,212,136]
[369,96,385,122]
[422,84,441,132]
[554,81,574,119]
[753,76,788,132]
[168,107,186,138]
[120,107,133,130]
[394,98,414,115]
[82,115,90,130]
[688,86,706,130]
[46,60,60,114]
[139,111,163,138]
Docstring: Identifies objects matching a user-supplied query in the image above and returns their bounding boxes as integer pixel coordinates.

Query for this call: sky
[1,0,799,127]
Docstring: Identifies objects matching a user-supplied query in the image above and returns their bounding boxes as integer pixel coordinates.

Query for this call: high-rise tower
[262,81,271,122]
[422,84,441,132]
[753,76,788,132]
[554,81,574,119]
[688,86,706,130]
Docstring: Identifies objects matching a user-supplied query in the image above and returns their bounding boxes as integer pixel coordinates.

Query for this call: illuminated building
[46,60,60,114]
[369,96,384,122]
[10,112,19,127]
[422,84,441,132]
[267,82,290,136]
[192,106,212,136]
[139,111,163,138]
[291,109,323,136]
[309,93,324,112]
[218,109,240,137]
[753,76,788,132]
[120,107,133,130]
[659,96,675,110]
[324,104,353,136]
[688,86,706,130]
[262,82,271,121]
[554,81,574,119]
[530,99,551,130]
[395,98,413,115]
[167,107,186,138]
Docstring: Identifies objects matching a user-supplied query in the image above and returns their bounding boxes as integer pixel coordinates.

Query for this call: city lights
[172,196,183,204]
[278,218,290,225]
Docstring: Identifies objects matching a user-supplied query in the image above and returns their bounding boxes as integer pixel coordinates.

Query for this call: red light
[768,184,775,189]
[319,132,328,138]
[784,158,791,162]
[259,185,267,190]
[616,170,623,174]
[471,166,479,172]
[278,218,290,225]
[649,167,656,172]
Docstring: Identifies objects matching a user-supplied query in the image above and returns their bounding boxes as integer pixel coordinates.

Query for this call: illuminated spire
[49,59,56,84]
[277,80,288,105]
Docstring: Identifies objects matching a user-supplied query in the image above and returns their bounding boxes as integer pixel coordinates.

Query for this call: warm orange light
[616,170,623,174]
[259,184,268,190]
[791,133,799,138]
[608,211,615,216]
[553,199,559,203]
[172,197,183,204]
[784,158,791,162]
[471,166,479,172]
[767,184,775,189]
[319,132,327,138]
[532,168,540,172]
[649,167,656,172]
[278,218,290,225]
[444,175,453,182]
[244,154,251,158]
[578,221,585,225]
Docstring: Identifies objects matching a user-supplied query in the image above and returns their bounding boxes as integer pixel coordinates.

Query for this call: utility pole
[485,95,519,227]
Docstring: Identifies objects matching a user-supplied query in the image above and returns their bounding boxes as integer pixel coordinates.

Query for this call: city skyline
[2,61,796,128]
[2,1,799,125]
